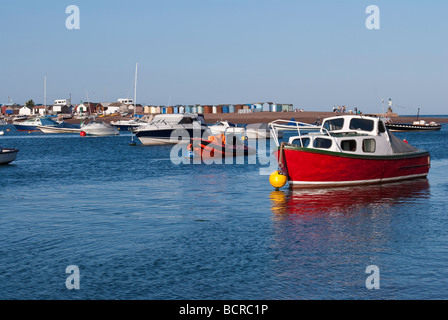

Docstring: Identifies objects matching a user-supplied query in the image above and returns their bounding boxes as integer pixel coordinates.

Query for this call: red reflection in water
[271,178,431,218]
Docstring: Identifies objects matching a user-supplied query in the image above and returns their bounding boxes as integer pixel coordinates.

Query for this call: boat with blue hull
[13,117,59,131]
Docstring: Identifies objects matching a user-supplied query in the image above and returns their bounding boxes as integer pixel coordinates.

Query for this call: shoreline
[62,111,448,125]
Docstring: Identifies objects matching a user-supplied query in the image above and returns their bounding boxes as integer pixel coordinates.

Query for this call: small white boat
[37,125,82,134]
[36,118,82,134]
[0,131,4,136]
[0,147,19,165]
[245,123,283,139]
[209,121,246,135]
[81,121,119,136]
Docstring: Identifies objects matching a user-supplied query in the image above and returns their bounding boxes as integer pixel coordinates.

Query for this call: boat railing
[269,120,343,152]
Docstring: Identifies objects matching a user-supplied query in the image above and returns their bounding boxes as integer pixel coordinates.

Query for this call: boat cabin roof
[321,115,386,136]
[152,113,205,125]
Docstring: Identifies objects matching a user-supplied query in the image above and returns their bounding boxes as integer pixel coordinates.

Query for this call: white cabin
[271,115,419,157]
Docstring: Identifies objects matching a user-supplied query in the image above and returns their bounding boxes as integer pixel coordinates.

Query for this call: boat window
[341,140,357,152]
[378,121,386,133]
[350,118,374,132]
[293,137,311,147]
[322,118,344,131]
[178,117,194,124]
[363,139,376,153]
[313,138,332,149]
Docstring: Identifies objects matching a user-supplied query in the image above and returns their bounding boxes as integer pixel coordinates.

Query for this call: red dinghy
[187,134,256,159]
[269,115,431,189]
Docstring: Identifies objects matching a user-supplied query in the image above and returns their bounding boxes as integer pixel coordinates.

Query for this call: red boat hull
[275,146,430,188]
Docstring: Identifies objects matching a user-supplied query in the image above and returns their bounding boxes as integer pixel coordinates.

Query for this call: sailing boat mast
[44,75,47,108]
[134,63,138,117]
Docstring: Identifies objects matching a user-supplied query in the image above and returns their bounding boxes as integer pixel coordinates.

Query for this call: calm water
[0,124,447,300]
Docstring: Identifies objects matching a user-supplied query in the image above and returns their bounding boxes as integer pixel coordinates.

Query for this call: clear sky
[1,0,447,114]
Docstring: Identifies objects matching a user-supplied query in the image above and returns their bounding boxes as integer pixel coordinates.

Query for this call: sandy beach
[64,111,448,125]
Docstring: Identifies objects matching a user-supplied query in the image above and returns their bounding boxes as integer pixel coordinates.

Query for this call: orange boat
[187,134,256,159]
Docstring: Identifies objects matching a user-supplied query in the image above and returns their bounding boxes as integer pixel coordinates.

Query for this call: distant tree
[25,99,35,108]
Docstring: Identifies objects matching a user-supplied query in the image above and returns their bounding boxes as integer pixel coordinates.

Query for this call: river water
[0,123,447,300]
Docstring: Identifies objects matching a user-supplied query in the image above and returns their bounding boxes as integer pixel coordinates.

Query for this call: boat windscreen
[322,118,344,131]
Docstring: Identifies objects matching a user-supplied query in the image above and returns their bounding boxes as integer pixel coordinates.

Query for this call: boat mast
[134,63,138,117]
[417,108,420,121]
[44,74,47,116]
[44,75,47,108]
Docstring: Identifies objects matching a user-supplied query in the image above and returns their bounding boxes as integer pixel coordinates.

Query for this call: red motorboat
[187,134,256,159]
[269,115,431,189]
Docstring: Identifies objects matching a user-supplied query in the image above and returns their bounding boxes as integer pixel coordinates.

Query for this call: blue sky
[1,0,447,114]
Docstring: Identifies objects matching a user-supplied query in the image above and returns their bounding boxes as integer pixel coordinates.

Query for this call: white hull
[137,137,192,146]
[0,149,19,165]
[81,122,119,136]
[37,126,82,134]
[289,173,429,189]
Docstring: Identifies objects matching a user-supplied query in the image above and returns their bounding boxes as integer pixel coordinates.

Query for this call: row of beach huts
[1,100,295,118]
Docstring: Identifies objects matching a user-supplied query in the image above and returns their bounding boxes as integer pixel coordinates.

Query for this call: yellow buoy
[270,171,287,189]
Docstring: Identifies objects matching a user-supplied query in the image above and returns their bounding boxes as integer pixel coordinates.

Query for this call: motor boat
[133,114,210,145]
[385,108,442,131]
[0,147,19,165]
[36,119,82,134]
[385,119,441,132]
[187,133,256,159]
[111,115,154,131]
[209,120,246,135]
[81,121,119,136]
[269,115,431,189]
[245,123,283,139]
[13,117,59,131]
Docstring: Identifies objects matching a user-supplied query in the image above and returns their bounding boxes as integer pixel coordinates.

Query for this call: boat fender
[270,171,287,190]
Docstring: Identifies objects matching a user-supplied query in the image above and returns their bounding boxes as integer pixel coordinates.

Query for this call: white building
[118,98,133,104]
[54,99,71,106]
[19,106,33,116]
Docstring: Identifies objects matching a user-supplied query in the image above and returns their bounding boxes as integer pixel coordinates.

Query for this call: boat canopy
[389,132,420,154]
[152,114,205,125]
